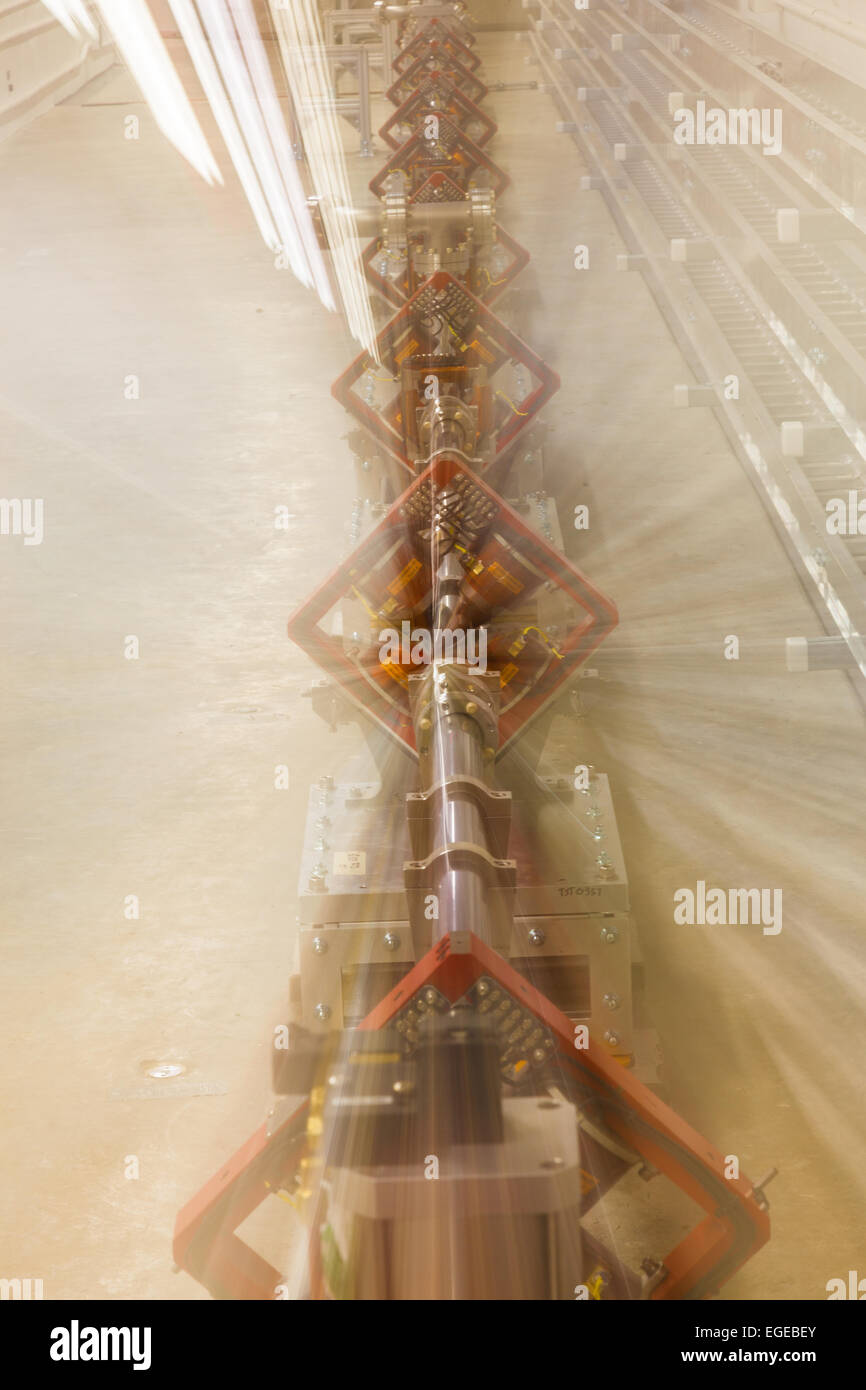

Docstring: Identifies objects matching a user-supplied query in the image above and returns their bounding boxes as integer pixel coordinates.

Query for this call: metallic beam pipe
[427,708,491,942]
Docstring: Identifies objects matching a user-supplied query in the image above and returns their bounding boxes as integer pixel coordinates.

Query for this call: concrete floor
[1,32,864,1301]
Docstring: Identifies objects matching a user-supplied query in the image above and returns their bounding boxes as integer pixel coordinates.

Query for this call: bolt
[603,1029,621,1047]
[392,1079,414,1095]
[314,1003,332,1022]
[465,701,478,715]
[528,927,546,947]
[476,980,490,996]
[532,1047,547,1063]
[603,993,620,1011]
[601,925,619,944]
[423,988,437,1004]
[383,932,401,951]
[312,937,328,955]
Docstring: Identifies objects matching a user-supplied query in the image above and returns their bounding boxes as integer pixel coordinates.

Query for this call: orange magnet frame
[173,933,769,1300]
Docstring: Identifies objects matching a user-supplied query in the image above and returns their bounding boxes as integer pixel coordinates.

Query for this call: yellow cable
[350,585,380,622]
[446,321,470,353]
[496,388,529,416]
[481,266,507,288]
[519,624,563,659]
[363,359,397,383]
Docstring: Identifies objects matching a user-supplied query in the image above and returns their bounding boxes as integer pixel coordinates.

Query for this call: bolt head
[603,993,620,1011]
[314,1003,332,1022]
[603,1029,621,1047]
[601,926,619,944]
[528,927,546,947]
[312,937,328,955]
[383,932,401,951]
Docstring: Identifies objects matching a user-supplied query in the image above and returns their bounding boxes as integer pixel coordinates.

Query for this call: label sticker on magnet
[334,851,366,875]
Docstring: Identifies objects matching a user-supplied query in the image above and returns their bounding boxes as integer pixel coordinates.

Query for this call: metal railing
[288,42,376,156]
[524,0,866,694]
[324,7,397,85]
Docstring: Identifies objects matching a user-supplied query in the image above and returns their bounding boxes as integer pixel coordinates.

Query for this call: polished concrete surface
[0,31,864,1300]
